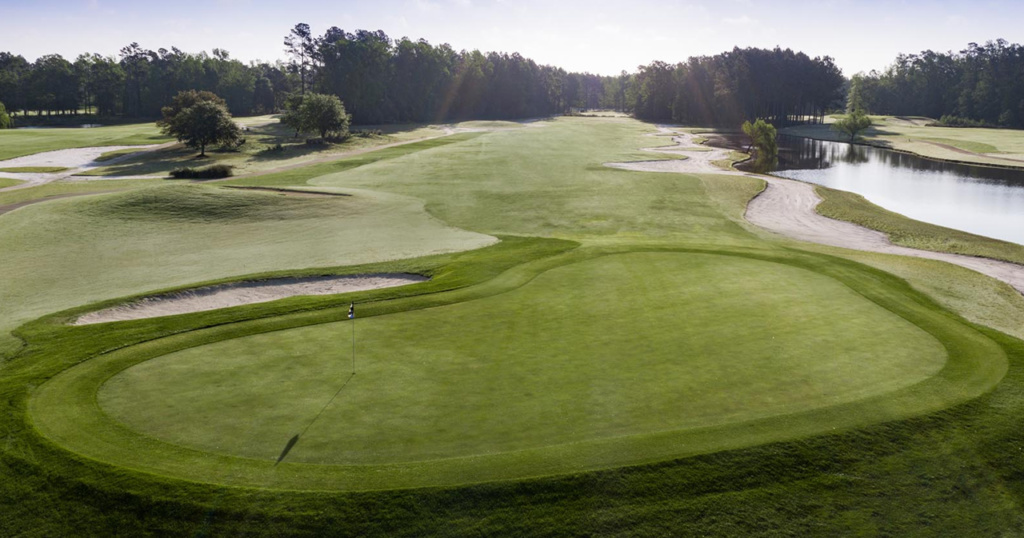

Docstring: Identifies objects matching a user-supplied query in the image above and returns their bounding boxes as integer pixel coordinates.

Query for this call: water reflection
[709,134,1024,245]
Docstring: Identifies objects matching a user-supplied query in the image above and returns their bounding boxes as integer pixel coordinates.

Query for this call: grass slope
[0,184,493,359]
[0,166,69,173]
[80,121,448,178]
[815,185,1024,265]
[0,177,24,189]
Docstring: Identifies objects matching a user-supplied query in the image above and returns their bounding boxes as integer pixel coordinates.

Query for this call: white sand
[0,144,166,190]
[74,273,429,325]
[604,128,732,174]
[745,176,1024,295]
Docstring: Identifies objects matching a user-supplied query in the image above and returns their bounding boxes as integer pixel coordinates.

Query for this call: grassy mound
[76,184,337,222]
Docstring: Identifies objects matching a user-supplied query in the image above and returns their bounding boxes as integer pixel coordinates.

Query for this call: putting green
[29,247,1006,490]
[99,252,945,464]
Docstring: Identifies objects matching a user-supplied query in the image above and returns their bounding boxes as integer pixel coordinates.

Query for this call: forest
[2,28,1021,129]
[0,25,847,126]
[848,39,1024,128]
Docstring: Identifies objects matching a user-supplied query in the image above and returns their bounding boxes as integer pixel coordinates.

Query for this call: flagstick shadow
[275,371,356,466]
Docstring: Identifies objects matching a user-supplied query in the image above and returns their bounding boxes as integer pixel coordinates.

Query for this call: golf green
[96,252,944,466]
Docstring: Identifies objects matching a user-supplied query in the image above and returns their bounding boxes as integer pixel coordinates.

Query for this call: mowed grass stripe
[29,247,1006,490]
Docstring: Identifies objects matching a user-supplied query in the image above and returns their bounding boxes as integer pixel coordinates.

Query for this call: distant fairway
[99,252,945,466]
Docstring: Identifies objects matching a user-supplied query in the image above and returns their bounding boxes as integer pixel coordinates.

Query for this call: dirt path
[609,126,1024,296]
[74,273,429,325]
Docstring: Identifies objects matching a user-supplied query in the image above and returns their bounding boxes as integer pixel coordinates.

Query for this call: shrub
[935,115,995,128]
[168,164,234,179]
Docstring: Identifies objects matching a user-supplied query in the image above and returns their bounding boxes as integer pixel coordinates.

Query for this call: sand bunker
[0,145,165,190]
[74,273,429,325]
[604,128,735,174]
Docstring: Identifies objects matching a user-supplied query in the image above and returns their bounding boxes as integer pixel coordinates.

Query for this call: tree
[158,91,241,156]
[741,118,778,171]
[832,109,872,141]
[285,92,350,139]
[284,23,315,95]
[0,101,12,129]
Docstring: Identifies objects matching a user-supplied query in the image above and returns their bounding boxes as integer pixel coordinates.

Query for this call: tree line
[0,47,283,118]
[0,26,612,123]
[0,25,852,128]
[625,47,846,126]
[848,39,1024,128]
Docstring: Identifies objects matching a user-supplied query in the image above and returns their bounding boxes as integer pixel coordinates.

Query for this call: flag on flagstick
[348,302,355,319]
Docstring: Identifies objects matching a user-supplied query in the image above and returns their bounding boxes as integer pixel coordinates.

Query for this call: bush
[351,129,383,138]
[935,115,996,128]
[259,143,284,154]
[168,164,234,179]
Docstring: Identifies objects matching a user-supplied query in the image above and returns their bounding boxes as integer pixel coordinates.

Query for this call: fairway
[99,252,945,465]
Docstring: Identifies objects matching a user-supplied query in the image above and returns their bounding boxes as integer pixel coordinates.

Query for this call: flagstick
[349,302,356,375]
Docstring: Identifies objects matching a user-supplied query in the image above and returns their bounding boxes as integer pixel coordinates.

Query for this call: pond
[710,134,1024,246]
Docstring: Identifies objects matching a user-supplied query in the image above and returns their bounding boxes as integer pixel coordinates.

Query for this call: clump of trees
[832,109,872,141]
[282,92,350,140]
[157,90,241,156]
[741,118,778,171]
[627,48,846,127]
[848,39,1024,128]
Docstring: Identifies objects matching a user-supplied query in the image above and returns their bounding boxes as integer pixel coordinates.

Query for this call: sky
[5,0,1024,77]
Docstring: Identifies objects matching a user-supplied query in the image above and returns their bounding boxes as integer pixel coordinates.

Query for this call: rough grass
[93,147,147,162]
[0,177,24,189]
[919,137,1001,154]
[815,185,1024,265]
[0,177,159,207]
[0,166,69,173]
[0,122,169,161]
[81,121,447,177]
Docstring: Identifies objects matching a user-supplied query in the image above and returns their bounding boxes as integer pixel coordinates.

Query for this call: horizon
[7,0,1024,77]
